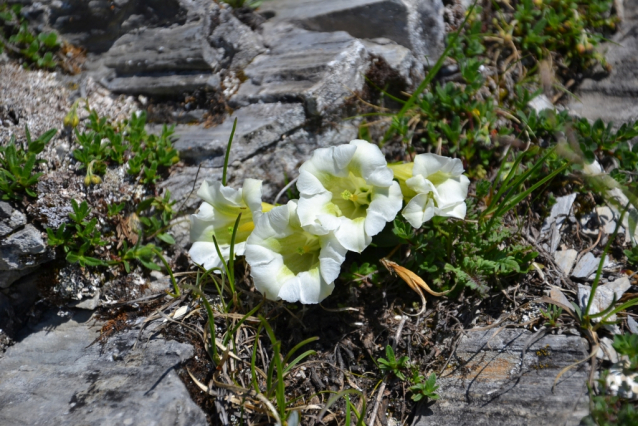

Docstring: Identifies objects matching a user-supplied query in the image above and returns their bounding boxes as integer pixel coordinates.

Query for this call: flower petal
[402,194,436,228]
[412,153,464,178]
[189,241,246,271]
[319,233,347,283]
[246,200,345,304]
[333,216,370,253]
[348,140,394,187]
[277,269,334,304]
[364,181,403,237]
[434,175,470,208]
[436,200,467,220]
[197,180,243,214]
[242,178,264,215]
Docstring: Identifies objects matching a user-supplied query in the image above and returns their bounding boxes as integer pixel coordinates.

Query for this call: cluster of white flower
[189,140,469,304]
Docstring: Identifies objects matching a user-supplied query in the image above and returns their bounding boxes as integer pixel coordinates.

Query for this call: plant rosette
[245,200,347,304]
[296,140,403,253]
[189,178,269,270]
[390,153,470,228]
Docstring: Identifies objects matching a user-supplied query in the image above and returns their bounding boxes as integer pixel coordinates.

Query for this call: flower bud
[64,109,79,128]
[91,175,102,185]
[84,175,92,186]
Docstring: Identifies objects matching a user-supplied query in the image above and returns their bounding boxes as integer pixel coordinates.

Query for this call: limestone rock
[102,20,221,96]
[261,0,445,63]
[230,24,370,115]
[20,0,189,53]
[160,166,223,212]
[412,329,589,425]
[572,252,603,279]
[0,224,53,288]
[170,102,306,166]
[106,73,221,96]
[540,193,577,253]
[228,123,359,202]
[0,308,207,425]
[577,277,631,321]
[554,249,578,275]
[103,21,220,75]
[0,201,26,237]
[569,1,638,123]
[361,38,424,88]
[209,7,266,70]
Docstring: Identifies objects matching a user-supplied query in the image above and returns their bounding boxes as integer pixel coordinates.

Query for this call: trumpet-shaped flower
[245,200,347,304]
[390,153,470,228]
[189,178,267,270]
[296,140,403,253]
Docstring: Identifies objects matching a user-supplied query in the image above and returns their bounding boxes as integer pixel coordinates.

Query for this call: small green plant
[378,345,409,380]
[0,127,57,200]
[612,334,638,368]
[72,107,178,185]
[585,334,638,426]
[220,0,263,9]
[106,202,126,217]
[342,261,380,286]
[540,305,563,327]
[409,372,440,402]
[0,4,60,69]
[136,191,177,245]
[46,200,108,267]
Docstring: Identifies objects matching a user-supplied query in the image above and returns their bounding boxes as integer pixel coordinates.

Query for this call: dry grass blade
[187,368,218,396]
[381,258,456,296]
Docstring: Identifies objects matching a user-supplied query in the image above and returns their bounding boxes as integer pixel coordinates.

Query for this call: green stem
[152,248,180,296]
[584,202,629,321]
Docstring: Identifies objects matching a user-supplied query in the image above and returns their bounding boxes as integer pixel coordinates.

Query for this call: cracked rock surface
[0,308,207,426]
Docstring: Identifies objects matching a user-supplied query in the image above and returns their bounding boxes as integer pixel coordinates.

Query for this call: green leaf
[157,233,175,245]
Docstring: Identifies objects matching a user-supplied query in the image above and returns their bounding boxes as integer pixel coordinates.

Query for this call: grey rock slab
[105,73,221,96]
[0,202,26,237]
[230,24,370,115]
[541,194,577,234]
[549,287,572,310]
[0,224,53,288]
[226,122,360,202]
[568,1,638,123]
[554,249,578,275]
[628,315,638,334]
[412,329,589,425]
[361,38,424,87]
[597,336,619,363]
[69,290,101,310]
[170,102,306,166]
[577,278,630,322]
[541,193,577,253]
[261,0,445,63]
[101,19,224,96]
[209,7,266,70]
[21,0,189,53]
[572,252,604,279]
[0,308,207,425]
[160,166,223,212]
[103,21,220,75]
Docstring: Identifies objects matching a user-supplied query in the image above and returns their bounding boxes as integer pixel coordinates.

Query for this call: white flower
[296,140,403,253]
[189,178,265,270]
[583,159,603,175]
[391,153,470,228]
[245,200,347,304]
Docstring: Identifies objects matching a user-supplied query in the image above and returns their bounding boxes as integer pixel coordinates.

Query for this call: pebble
[572,252,601,279]
[554,249,578,275]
